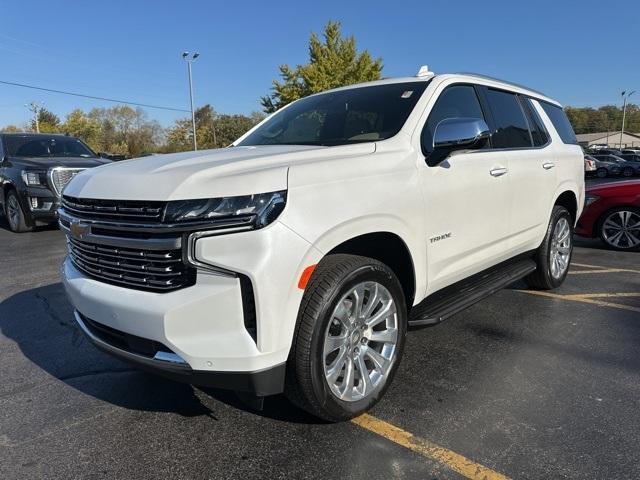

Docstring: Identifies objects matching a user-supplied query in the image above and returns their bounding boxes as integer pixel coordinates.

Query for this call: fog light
[28,197,53,211]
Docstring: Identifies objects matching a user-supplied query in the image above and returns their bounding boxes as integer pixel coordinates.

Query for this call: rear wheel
[598,207,640,251]
[285,254,407,422]
[596,168,608,178]
[5,190,32,233]
[525,206,573,290]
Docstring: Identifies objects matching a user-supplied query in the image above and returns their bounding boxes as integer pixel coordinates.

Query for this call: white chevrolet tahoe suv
[60,69,584,421]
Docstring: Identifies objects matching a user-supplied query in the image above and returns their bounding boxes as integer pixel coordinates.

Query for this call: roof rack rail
[456,72,548,98]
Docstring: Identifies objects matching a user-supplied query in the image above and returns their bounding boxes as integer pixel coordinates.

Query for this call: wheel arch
[552,187,580,225]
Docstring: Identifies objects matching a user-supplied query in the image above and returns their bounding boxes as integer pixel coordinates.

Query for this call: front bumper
[61,220,321,394]
[74,310,286,395]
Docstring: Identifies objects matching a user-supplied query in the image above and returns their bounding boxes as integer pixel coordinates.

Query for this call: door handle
[543,162,555,170]
[489,167,508,177]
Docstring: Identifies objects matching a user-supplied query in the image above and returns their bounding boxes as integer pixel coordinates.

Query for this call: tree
[164,105,263,152]
[260,21,383,113]
[62,109,102,150]
[32,108,60,133]
[1,125,22,133]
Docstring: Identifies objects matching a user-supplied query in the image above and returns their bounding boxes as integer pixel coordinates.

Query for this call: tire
[598,207,640,251]
[4,190,32,233]
[622,167,634,177]
[285,254,407,422]
[596,168,607,178]
[525,206,573,290]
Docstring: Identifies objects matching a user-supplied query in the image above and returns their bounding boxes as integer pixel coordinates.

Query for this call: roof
[310,71,560,106]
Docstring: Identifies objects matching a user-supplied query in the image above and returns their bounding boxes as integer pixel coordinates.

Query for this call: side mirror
[427,118,491,166]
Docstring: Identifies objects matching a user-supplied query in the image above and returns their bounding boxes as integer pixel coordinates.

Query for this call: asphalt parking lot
[1,199,639,479]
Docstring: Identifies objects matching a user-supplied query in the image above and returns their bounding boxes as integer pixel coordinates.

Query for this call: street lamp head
[193,52,200,60]
[182,51,189,59]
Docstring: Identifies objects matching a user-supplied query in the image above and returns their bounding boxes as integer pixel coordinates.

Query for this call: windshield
[4,136,97,158]
[237,81,429,147]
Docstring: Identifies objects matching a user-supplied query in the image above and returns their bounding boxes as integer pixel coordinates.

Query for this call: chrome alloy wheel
[602,210,640,249]
[322,281,398,402]
[7,194,20,229]
[550,217,571,279]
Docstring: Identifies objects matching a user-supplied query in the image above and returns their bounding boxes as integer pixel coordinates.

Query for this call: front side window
[485,89,532,148]
[421,85,486,153]
[540,102,578,145]
[238,81,429,147]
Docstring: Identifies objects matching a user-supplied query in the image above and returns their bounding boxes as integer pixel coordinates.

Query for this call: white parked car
[60,68,584,421]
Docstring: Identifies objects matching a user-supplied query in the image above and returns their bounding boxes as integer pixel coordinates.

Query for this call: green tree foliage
[1,125,22,133]
[164,104,264,152]
[565,104,640,134]
[33,108,61,133]
[61,109,102,150]
[260,21,383,113]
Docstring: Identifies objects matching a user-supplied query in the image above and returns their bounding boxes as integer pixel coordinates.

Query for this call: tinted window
[4,135,96,158]
[238,82,429,147]
[540,102,577,144]
[486,89,532,148]
[522,98,549,146]
[422,85,485,152]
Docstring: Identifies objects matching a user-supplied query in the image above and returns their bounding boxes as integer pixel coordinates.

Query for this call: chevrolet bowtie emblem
[70,221,90,240]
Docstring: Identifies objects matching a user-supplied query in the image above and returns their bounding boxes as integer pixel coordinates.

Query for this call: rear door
[481,88,557,252]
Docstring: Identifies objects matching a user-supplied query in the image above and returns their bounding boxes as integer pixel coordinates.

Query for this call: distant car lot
[1,194,639,479]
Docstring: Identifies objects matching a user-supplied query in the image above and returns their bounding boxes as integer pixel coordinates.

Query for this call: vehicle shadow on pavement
[0,282,318,423]
[0,213,59,233]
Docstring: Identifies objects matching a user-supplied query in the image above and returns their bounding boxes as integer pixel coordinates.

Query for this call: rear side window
[485,89,531,148]
[522,98,549,146]
[540,102,577,144]
[422,85,486,152]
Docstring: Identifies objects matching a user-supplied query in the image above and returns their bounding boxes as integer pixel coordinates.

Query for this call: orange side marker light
[298,264,317,290]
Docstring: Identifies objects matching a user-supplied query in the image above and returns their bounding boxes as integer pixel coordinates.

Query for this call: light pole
[26,101,44,133]
[182,51,199,151]
[620,90,635,149]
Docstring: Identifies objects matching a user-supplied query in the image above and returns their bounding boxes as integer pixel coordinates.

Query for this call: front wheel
[5,190,32,233]
[525,206,573,290]
[285,254,407,422]
[622,167,634,177]
[596,168,607,178]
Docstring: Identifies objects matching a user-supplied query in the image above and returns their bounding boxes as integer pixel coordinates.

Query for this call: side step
[409,258,536,327]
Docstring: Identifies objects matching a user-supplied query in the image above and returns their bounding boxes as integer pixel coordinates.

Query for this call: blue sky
[1,0,638,128]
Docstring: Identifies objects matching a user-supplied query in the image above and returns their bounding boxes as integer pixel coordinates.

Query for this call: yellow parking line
[571,262,640,274]
[518,290,640,313]
[352,414,510,480]
[569,268,630,275]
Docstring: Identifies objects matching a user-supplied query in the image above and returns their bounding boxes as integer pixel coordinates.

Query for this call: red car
[575,179,640,251]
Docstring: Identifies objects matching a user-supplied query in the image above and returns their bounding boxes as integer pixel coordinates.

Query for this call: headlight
[584,194,599,206]
[21,169,48,186]
[163,190,287,228]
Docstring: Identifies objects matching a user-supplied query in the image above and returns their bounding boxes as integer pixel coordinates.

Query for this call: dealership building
[576,131,640,149]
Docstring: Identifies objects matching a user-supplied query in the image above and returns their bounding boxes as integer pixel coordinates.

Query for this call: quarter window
[485,89,532,148]
[422,85,486,153]
[540,102,578,145]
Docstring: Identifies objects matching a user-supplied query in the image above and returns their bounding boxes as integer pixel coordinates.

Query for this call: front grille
[51,168,85,196]
[67,236,196,292]
[62,195,165,223]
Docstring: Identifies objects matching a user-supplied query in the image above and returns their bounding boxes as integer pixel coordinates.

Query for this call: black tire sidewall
[307,262,407,421]
[598,207,640,251]
[6,191,29,233]
[597,168,607,178]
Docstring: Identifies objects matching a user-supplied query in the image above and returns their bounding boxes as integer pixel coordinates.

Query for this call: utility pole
[620,90,635,149]
[182,52,200,151]
[26,101,44,133]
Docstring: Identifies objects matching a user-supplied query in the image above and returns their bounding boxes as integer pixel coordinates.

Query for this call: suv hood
[9,156,111,169]
[64,143,375,201]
